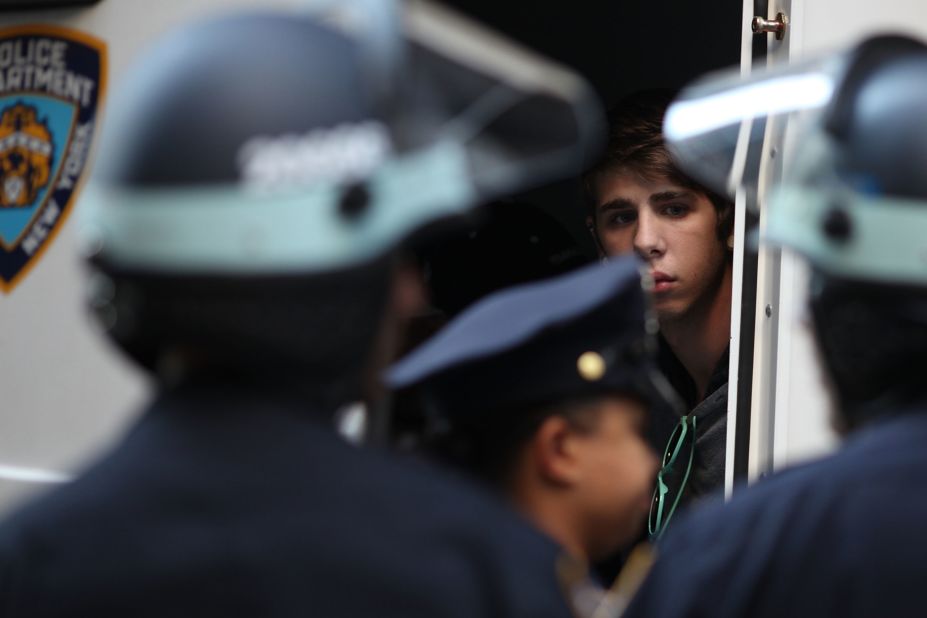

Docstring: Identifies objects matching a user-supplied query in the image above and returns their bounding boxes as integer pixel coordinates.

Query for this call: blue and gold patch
[0,25,105,293]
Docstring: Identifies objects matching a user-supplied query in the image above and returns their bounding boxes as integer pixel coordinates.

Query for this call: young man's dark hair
[623,34,927,618]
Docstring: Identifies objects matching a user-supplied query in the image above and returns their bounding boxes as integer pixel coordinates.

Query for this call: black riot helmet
[799,38,927,426]
[77,2,603,406]
[662,34,927,427]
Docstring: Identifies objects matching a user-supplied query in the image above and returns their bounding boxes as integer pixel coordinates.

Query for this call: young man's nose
[633,211,664,258]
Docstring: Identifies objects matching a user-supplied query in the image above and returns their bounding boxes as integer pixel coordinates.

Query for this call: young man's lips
[650,271,676,292]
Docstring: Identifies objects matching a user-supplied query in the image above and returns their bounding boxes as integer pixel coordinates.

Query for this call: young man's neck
[661,264,733,401]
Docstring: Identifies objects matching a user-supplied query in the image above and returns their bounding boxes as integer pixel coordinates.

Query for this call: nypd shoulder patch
[0,25,105,293]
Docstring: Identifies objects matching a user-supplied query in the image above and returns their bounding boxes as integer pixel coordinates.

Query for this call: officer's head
[78,3,602,411]
[784,38,927,430]
[663,34,927,431]
[388,258,679,560]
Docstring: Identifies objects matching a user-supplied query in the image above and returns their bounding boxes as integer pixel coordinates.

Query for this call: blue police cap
[387,256,680,422]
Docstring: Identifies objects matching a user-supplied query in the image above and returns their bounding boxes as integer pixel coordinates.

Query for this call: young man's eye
[607,210,637,226]
[662,203,689,217]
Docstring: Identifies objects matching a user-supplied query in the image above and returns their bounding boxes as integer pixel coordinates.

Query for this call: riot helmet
[77,1,603,407]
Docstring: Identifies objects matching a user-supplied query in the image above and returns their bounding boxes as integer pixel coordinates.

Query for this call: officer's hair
[582,89,734,243]
[809,270,927,431]
[428,395,614,491]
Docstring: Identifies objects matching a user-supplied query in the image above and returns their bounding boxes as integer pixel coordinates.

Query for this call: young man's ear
[585,215,607,260]
[531,415,584,487]
[391,258,429,320]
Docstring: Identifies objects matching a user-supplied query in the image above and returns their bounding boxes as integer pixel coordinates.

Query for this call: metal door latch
[752,12,789,40]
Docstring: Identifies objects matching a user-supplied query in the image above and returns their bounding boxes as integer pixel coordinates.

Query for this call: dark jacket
[650,341,728,509]
[0,379,573,618]
[594,344,728,582]
[625,409,927,618]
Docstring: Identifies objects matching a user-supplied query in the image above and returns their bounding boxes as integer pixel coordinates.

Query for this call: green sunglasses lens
[648,415,697,540]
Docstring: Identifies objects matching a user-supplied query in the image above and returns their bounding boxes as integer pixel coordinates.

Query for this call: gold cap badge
[577,351,606,381]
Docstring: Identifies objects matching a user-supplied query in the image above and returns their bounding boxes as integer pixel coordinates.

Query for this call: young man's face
[570,395,657,559]
[590,171,730,323]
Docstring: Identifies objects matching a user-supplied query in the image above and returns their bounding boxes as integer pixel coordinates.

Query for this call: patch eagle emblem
[0,102,54,208]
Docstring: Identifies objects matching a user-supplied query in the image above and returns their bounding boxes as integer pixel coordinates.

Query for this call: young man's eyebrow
[596,198,636,213]
[650,190,694,203]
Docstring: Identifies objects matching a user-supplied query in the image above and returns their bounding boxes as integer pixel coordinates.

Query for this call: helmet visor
[663,55,842,200]
[80,0,604,275]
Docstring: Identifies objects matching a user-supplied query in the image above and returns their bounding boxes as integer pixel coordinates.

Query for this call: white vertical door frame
[722,0,757,499]
[728,0,794,490]
[746,0,792,482]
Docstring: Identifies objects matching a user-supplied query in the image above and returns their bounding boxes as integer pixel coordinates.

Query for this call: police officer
[622,34,927,618]
[0,3,603,616]
[388,257,681,615]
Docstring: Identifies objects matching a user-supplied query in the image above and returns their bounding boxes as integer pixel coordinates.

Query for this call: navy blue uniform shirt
[625,409,927,618]
[0,379,574,617]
